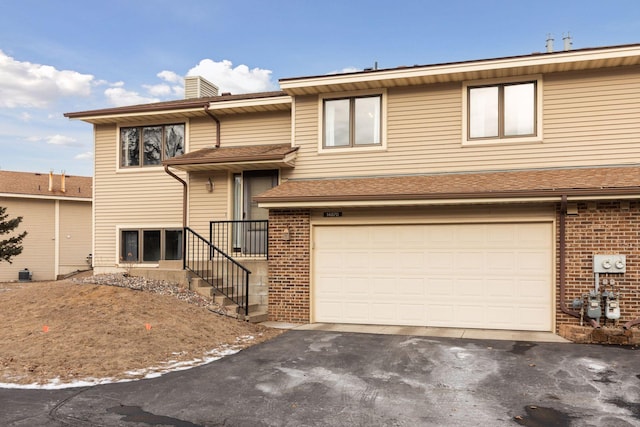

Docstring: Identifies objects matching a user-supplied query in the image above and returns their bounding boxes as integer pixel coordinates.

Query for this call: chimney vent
[48,170,53,192]
[184,76,219,99]
[61,171,66,193]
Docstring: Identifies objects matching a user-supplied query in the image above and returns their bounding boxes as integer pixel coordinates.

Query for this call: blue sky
[0,0,638,176]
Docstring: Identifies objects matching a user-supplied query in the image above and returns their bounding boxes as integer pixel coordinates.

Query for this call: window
[468,81,536,140]
[324,95,381,148]
[120,229,183,263]
[120,124,185,167]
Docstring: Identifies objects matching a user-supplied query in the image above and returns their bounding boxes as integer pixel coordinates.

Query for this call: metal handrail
[209,220,269,259]
[184,227,251,316]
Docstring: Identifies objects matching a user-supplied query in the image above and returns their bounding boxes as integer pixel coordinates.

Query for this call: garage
[313,222,553,331]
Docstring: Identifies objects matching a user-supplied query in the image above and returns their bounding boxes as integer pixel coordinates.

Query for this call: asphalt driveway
[1,330,639,426]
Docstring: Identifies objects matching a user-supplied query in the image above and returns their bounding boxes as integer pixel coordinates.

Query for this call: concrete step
[245,311,268,323]
[194,285,212,298]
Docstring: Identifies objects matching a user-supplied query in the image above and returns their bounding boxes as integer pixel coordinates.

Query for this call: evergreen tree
[0,206,27,264]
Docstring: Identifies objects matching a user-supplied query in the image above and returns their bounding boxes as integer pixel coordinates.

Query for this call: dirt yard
[0,275,283,386]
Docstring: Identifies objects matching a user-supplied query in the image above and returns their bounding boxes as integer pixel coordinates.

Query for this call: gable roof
[0,171,92,200]
[255,165,640,207]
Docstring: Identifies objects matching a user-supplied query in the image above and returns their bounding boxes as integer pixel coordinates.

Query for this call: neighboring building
[0,171,92,281]
[66,43,640,335]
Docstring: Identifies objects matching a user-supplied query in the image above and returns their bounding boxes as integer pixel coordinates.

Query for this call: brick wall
[557,201,640,329]
[267,209,311,323]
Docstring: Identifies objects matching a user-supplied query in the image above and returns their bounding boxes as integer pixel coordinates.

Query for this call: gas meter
[586,290,601,320]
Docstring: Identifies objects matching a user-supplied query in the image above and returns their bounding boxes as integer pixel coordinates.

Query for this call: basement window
[120,124,185,167]
[120,229,183,263]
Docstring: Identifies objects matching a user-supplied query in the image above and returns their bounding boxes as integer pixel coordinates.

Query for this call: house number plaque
[323,211,343,217]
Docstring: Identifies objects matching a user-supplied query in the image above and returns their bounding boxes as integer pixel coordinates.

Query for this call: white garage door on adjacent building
[313,222,553,331]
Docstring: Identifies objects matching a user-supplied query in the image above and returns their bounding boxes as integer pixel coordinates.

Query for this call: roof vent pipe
[61,171,66,193]
[563,32,573,51]
[48,170,53,192]
[546,33,554,53]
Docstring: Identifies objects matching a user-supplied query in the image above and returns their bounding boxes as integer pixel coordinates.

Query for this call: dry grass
[0,279,283,386]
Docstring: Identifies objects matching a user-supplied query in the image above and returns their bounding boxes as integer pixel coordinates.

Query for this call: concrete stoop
[190,277,267,323]
[129,268,191,286]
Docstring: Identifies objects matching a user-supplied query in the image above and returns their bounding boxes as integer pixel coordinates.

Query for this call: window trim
[462,75,543,146]
[318,89,387,153]
[116,225,183,266]
[116,121,188,172]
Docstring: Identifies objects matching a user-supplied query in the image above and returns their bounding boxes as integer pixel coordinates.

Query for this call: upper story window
[120,123,185,167]
[463,77,542,144]
[323,95,381,148]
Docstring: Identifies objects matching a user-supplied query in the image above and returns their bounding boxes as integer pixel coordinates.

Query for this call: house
[65,44,640,336]
[0,170,92,281]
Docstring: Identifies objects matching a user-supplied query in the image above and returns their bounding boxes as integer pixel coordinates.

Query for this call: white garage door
[313,223,553,331]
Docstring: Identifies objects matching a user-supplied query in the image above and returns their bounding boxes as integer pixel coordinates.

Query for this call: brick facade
[267,202,640,331]
[267,209,311,323]
[557,200,640,330]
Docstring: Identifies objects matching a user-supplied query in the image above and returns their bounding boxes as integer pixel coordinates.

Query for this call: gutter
[164,165,187,229]
[204,104,221,148]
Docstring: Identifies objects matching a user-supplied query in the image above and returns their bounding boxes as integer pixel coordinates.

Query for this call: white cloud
[0,50,94,108]
[74,151,94,160]
[187,59,277,94]
[104,87,160,107]
[157,70,182,84]
[20,112,31,122]
[46,134,78,146]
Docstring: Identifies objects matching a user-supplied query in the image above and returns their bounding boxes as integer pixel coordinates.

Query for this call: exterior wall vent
[184,76,219,99]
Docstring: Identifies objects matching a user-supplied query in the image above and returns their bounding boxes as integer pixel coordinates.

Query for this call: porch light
[206,177,214,192]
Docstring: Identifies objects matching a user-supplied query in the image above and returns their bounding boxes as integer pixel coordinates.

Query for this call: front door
[233,170,278,255]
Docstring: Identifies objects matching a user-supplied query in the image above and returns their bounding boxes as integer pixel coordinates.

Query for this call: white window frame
[462,75,543,146]
[318,89,387,153]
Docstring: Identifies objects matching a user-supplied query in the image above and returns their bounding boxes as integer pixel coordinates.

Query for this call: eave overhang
[64,92,291,125]
[163,143,299,172]
[255,166,640,208]
[280,44,640,95]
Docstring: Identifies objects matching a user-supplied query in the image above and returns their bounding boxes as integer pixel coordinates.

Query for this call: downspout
[204,104,221,148]
[560,195,600,328]
[164,165,187,229]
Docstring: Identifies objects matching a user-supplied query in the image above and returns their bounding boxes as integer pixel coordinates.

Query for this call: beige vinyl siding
[93,124,183,271]
[288,66,640,180]
[189,116,217,151]
[58,200,92,275]
[188,171,230,237]
[189,111,290,151]
[0,199,55,281]
[219,111,291,146]
[543,66,640,165]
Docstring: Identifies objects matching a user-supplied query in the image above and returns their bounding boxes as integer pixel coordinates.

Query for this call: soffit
[280,44,640,95]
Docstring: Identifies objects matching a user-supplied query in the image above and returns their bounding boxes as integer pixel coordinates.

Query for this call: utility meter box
[593,254,626,273]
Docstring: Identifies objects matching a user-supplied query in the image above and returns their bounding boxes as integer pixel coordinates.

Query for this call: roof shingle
[255,166,640,204]
[0,171,92,199]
